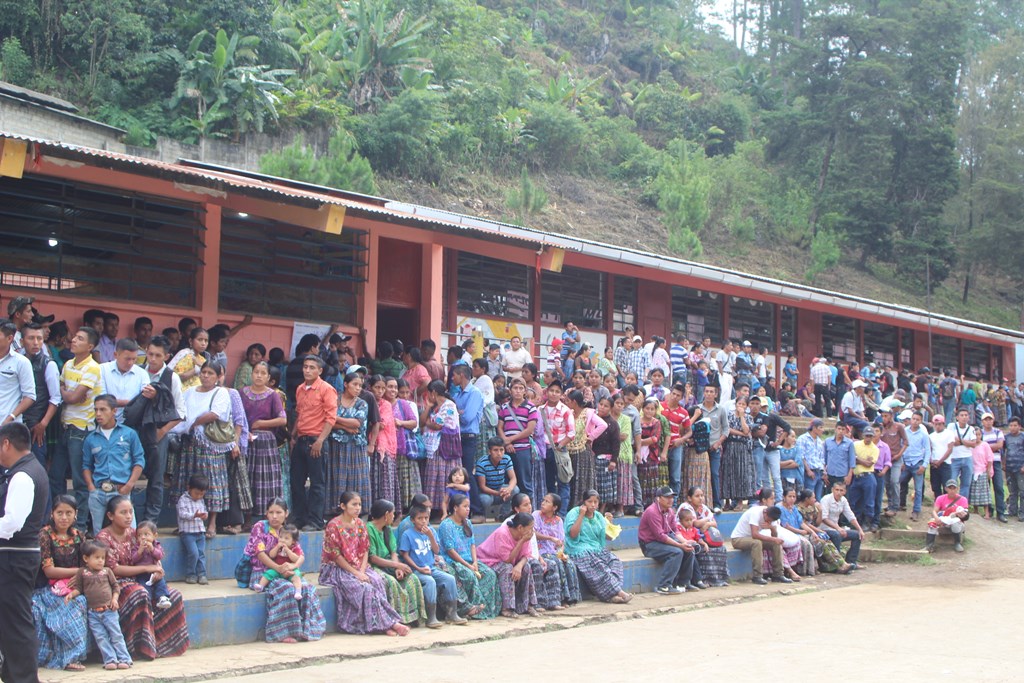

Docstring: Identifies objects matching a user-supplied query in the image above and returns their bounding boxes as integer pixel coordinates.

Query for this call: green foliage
[0,37,31,85]
[524,101,585,171]
[351,89,446,181]
[806,229,841,284]
[655,139,709,258]
[260,130,377,195]
[506,167,548,225]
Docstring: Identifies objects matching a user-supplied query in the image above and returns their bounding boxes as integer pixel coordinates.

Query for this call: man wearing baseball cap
[638,486,697,594]
[7,296,35,356]
[625,335,650,383]
[840,379,870,437]
[925,479,968,553]
[849,425,879,530]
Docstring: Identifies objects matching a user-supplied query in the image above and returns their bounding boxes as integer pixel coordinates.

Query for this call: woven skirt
[595,457,619,504]
[683,449,712,498]
[372,453,401,516]
[397,456,423,511]
[969,473,992,506]
[570,449,597,507]
[247,431,283,513]
[572,549,623,602]
[721,439,756,501]
[324,440,370,513]
[173,436,230,513]
[617,461,635,506]
[638,460,661,507]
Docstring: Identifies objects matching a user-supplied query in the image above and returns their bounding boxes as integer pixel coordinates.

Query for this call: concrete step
[175,545,753,648]
[154,513,744,583]
[858,547,930,563]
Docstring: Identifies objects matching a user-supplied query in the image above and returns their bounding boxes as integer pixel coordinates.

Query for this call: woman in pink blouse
[476,513,540,618]
[369,375,402,515]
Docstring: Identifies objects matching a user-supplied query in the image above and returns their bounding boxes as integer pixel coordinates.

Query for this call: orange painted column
[420,243,444,346]
[362,231,381,356]
[199,203,221,326]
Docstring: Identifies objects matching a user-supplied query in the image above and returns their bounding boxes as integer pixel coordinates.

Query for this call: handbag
[234,520,270,587]
[543,407,573,484]
[203,388,237,444]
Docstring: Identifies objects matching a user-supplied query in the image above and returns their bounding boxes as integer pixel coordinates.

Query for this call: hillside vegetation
[1,0,1023,328]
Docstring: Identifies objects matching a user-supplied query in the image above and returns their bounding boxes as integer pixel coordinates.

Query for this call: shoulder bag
[203,388,238,444]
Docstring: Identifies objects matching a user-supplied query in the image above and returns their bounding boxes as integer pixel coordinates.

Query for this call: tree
[260,130,377,195]
[506,168,548,226]
[656,139,710,258]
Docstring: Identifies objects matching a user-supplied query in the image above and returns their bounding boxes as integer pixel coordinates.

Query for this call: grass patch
[914,554,938,567]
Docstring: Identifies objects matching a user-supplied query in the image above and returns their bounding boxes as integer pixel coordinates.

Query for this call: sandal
[501,609,519,619]
[609,595,626,604]
[104,663,117,671]
[466,604,484,618]
[281,637,298,643]
[64,662,85,672]
[384,628,398,637]
[393,623,410,636]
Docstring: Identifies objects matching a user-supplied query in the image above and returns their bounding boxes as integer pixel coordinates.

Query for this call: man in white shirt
[100,338,149,422]
[729,503,789,585]
[928,414,956,501]
[501,336,532,380]
[715,340,735,402]
[139,335,185,523]
[0,321,36,428]
[810,356,833,417]
[947,408,978,494]
[841,379,870,436]
[819,480,865,569]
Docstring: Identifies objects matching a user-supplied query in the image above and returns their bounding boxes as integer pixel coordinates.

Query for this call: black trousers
[0,549,40,683]
[290,436,326,530]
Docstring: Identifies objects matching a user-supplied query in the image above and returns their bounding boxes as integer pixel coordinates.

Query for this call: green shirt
[563,507,607,556]
[372,358,407,380]
[367,523,396,562]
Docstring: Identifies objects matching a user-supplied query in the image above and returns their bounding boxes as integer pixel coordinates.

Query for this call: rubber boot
[924,534,935,553]
[425,601,443,629]
[952,533,964,553]
[445,600,468,625]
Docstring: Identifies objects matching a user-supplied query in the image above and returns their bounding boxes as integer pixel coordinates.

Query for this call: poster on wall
[290,322,331,359]
[455,317,535,352]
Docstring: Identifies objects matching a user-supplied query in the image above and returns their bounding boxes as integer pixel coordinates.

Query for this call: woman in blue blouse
[326,373,371,513]
[437,494,500,619]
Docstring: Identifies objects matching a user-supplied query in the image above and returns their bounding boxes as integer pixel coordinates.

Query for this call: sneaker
[656,585,680,595]
[998,515,1009,523]
[184,576,197,585]
[198,575,209,585]
[712,506,722,514]
[751,576,768,585]
[689,581,708,590]
[156,596,171,610]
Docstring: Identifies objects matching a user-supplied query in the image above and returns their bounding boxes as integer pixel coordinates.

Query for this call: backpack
[941,379,955,399]
[692,420,711,453]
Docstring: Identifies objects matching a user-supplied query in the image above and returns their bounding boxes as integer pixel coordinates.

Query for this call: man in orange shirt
[290,355,338,531]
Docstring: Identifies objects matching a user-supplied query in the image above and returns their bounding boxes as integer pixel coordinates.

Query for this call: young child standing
[67,541,132,670]
[444,467,471,518]
[676,507,709,590]
[177,474,209,584]
[132,521,172,610]
[255,524,305,600]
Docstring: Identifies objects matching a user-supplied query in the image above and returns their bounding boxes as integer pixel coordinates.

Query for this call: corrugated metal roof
[7,131,1023,343]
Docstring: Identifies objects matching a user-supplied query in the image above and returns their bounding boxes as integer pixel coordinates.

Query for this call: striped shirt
[498,400,540,451]
[59,355,103,430]
[624,348,650,380]
[475,454,515,490]
[669,343,688,379]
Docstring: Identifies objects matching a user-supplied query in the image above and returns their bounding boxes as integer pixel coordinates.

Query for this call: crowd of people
[0,299,1010,680]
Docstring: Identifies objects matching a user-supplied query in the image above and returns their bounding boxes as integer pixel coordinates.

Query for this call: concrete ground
[213,579,1024,683]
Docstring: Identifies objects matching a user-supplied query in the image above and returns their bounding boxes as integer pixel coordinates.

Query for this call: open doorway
[377,306,419,351]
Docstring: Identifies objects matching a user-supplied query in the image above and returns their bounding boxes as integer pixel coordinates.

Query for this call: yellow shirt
[853,441,879,475]
[59,356,103,430]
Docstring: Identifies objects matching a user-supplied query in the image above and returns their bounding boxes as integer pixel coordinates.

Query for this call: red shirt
[294,377,338,438]
[661,402,691,438]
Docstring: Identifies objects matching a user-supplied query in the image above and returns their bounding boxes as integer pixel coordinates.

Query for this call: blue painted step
[155,513,744,583]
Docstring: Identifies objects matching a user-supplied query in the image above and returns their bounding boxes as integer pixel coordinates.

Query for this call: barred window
[963,342,990,380]
[932,334,960,375]
[541,266,605,329]
[456,252,532,320]
[863,321,897,368]
[219,214,365,323]
[0,174,202,307]
[780,306,796,354]
[728,297,774,351]
[822,314,857,362]
[900,329,914,369]
[671,287,722,342]
[612,276,636,333]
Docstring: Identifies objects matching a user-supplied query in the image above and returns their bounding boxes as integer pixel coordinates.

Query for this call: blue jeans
[667,445,683,499]
[949,458,973,495]
[825,527,861,564]
[991,464,1006,516]
[942,400,956,424]
[640,540,695,589]
[180,532,207,579]
[930,461,952,499]
[460,434,483,515]
[88,488,134,536]
[752,444,766,501]
[847,473,876,526]
[136,573,171,603]
[708,448,722,508]
[479,487,519,518]
[544,447,570,516]
[873,472,887,525]
[842,416,870,436]
[804,468,825,501]
[763,449,782,501]
[89,609,131,665]
[899,463,926,514]
[50,425,88,531]
[412,568,458,604]
[510,447,533,500]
